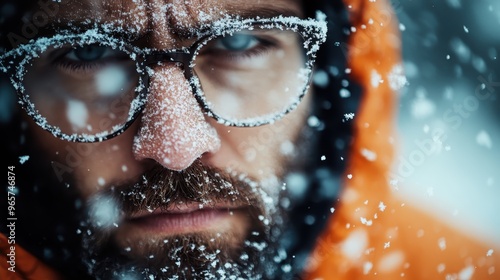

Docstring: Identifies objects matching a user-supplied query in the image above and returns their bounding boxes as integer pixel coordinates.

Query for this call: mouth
[126,203,246,235]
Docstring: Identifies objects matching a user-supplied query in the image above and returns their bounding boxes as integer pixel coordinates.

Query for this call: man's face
[24,0,313,278]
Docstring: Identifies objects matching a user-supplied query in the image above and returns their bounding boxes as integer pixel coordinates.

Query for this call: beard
[77,160,289,280]
[7,111,320,280]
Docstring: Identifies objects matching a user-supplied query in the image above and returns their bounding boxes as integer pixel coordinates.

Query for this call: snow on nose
[133,66,221,170]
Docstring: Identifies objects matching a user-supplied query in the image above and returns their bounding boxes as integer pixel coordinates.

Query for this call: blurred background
[393,0,500,245]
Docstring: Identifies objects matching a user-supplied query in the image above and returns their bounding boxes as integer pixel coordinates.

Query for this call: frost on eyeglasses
[0,13,326,142]
[0,9,331,279]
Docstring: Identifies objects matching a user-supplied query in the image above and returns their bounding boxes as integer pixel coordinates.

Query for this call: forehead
[53,0,303,32]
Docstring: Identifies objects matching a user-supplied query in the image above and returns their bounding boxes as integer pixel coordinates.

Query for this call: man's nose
[132,66,221,170]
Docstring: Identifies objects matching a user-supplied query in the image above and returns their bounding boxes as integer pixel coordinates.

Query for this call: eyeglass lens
[23,45,139,136]
[194,28,308,123]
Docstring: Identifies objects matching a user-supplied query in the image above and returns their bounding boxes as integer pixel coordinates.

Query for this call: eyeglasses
[0,15,327,143]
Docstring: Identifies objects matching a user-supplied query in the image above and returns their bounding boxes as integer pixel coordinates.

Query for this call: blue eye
[53,44,130,74]
[66,45,108,61]
[216,34,259,51]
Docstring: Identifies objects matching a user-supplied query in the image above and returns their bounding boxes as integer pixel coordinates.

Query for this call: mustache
[90,159,266,220]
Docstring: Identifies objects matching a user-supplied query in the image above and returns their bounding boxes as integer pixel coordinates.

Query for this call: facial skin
[23,0,314,278]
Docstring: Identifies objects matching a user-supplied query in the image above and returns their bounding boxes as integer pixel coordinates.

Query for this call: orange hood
[305,0,498,279]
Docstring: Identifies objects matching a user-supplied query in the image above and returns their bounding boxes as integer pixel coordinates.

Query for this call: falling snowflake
[19,155,29,164]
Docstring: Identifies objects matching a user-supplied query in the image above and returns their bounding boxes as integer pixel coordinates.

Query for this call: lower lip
[128,209,233,234]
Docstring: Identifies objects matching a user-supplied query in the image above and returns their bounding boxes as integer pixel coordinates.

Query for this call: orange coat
[1,0,498,279]
[0,234,62,280]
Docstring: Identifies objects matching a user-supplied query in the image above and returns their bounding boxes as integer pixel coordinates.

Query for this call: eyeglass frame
[0,15,328,143]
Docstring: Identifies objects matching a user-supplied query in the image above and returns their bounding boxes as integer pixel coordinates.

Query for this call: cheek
[31,119,145,198]
[204,93,311,179]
